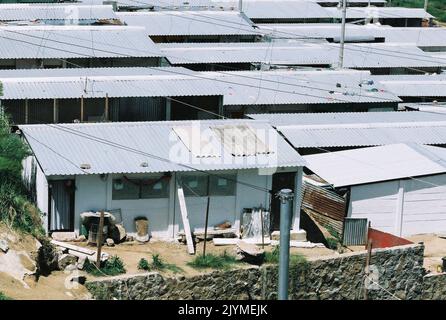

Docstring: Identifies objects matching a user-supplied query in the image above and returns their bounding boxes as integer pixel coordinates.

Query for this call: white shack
[19,120,305,240]
[304,143,446,237]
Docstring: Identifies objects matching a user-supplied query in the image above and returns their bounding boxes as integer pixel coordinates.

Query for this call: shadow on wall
[300,209,329,247]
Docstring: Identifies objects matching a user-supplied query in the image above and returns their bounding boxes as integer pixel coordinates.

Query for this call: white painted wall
[348,173,446,236]
[36,165,49,232]
[39,168,296,240]
[74,174,108,235]
[348,180,399,235]
[22,156,49,232]
[401,175,446,236]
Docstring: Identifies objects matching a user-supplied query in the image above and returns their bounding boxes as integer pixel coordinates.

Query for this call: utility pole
[239,0,243,13]
[424,0,429,11]
[338,0,347,69]
[96,210,105,268]
[278,189,294,300]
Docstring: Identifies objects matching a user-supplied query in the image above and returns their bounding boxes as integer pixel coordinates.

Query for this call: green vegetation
[138,254,182,273]
[85,255,126,277]
[325,225,343,250]
[0,291,11,300]
[264,246,308,267]
[137,255,181,273]
[138,258,151,271]
[391,0,446,22]
[188,251,238,270]
[0,114,44,238]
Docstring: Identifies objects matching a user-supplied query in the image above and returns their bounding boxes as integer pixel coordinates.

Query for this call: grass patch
[85,255,126,277]
[264,246,308,267]
[138,254,182,273]
[187,251,238,270]
[0,291,11,300]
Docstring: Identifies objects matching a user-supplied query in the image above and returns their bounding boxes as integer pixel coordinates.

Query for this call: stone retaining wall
[422,272,446,300]
[86,244,428,300]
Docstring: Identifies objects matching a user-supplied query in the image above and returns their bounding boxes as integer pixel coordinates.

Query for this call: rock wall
[86,244,426,300]
[422,273,446,300]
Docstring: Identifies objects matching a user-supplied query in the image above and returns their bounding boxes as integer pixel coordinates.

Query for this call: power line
[0,29,407,104]
[20,119,273,193]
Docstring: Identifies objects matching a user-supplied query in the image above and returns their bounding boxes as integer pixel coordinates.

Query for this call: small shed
[19,119,305,240]
[0,67,224,124]
[304,143,446,237]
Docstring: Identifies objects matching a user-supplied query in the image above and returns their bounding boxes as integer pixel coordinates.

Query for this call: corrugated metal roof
[19,119,305,176]
[0,4,117,21]
[0,26,163,59]
[248,111,446,148]
[247,111,446,126]
[215,0,333,19]
[202,69,400,105]
[160,42,446,68]
[159,42,336,65]
[0,67,223,99]
[130,1,332,19]
[304,143,446,187]
[339,43,446,69]
[374,74,446,97]
[117,11,257,36]
[258,23,378,40]
[325,7,433,19]
[259,24,446,47]
[379,80,446,97]
[0,66,196,78]
[280,125,446,148]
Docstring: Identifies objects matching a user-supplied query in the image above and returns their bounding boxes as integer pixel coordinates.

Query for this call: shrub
[151,254,164,270]
[0,291,11,300]
[138,254,182,273]
[138,258,151,271]
[0,114,44,239]
[85,255,126,277]
[188,251,238,270]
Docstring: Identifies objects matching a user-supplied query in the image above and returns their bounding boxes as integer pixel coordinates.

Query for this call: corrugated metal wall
[110,97,166,122]
[301,181,346,235]
[343,218,368,246]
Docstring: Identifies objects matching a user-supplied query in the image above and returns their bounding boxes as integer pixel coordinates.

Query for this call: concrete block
[271,229,307,242]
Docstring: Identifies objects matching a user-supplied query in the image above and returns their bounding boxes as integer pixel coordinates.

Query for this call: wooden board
[51,240,96,255]
[177,186,195,255]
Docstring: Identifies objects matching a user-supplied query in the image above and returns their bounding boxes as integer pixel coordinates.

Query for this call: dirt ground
[407,234,446,274]
[0,223,90,300]
[73,239,336,277]
[0,224,335,300]
[0,271,91,300]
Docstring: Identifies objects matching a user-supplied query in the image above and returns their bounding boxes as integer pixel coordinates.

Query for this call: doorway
[271,172,296,231]
[49,180,75,232]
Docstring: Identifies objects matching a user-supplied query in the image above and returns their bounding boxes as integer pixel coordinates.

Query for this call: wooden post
[96,210,105,268]
[80,95,84,122]
[25,99,29,124]
[203,175,211,257]
[53,99,58,123]
[177,184,195,255]
[104,94,109,121]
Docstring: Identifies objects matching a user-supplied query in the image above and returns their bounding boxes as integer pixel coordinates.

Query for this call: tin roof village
[1,0,446,301]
